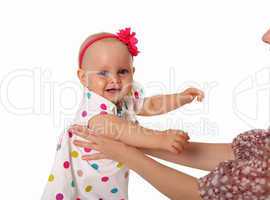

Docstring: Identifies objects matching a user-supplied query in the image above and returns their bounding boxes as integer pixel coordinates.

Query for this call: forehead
[81,39,133,70]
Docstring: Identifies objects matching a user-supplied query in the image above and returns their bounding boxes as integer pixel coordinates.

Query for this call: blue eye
[97,71,109,76]
[118,69,129,75]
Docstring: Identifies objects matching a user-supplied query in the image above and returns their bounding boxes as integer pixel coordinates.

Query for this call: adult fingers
[82,153,108,161]
[69,125,96,141]
[73,139,100,151]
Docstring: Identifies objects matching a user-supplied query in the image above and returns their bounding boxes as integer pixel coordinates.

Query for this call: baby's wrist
[154,130,167,150]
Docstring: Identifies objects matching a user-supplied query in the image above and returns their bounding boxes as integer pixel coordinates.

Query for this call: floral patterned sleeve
[197,129,270,200]
[112,80,145,124]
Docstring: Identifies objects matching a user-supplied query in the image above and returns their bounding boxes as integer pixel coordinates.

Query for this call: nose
[109,73,120,84]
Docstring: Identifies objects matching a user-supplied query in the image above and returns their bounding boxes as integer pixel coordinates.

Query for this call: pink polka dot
[68,131,73,138]
[56,193,64,200]
[100,103,107,110]
[63,161,70,169]
[134,91,139,99]
[84,147,92,153]
[76,198,81,200]
[81,110,87,117]
[101,176,109,182]
[100,111,107,115]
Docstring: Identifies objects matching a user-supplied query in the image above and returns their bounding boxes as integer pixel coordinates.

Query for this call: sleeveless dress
[41,81,144,200]
[198,129,270,200]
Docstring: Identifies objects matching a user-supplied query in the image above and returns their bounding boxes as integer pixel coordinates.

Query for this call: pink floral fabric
[198,129,270,200]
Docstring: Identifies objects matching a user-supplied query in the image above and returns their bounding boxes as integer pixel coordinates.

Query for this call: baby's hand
[160,129,189,154]
[180,87,205,104]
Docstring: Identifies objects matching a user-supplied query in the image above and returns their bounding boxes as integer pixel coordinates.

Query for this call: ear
[77,68,87,87]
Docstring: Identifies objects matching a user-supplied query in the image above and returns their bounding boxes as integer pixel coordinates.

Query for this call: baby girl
[41,27,204,200]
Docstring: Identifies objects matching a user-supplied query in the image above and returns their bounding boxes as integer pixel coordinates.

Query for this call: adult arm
[141,142,234,171]
[73,132,202,200]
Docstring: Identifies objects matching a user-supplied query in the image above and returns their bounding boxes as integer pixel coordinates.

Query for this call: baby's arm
[82,114,189,154]
[137,87,204,116]
[141,142,234,171]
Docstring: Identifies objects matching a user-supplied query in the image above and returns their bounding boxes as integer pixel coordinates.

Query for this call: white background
[0,0,270,199]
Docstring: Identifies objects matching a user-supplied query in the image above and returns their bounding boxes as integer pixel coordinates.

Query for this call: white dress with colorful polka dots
[41,82,144,200]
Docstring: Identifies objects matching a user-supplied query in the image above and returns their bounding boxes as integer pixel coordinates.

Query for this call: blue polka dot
[111,188,118,193]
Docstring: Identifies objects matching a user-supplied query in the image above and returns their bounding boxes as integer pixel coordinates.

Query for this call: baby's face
[78,39,134,104]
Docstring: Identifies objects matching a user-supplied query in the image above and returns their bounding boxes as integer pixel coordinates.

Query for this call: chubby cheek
[86,76,107,95]
[121,78,133,96]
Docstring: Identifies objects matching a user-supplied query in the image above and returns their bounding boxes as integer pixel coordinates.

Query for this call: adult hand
[69,125,139,162]
[159,129,189,154]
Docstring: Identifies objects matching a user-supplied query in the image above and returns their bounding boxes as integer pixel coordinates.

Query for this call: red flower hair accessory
[116,27,139,56]
[79,27,139,68]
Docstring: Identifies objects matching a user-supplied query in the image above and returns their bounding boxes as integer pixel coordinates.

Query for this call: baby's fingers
[171,142,184,154]
[197,92,205,102]
[82,153,108,161]
[175,132,189,141]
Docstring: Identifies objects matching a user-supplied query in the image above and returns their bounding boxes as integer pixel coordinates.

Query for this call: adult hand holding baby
[159,129,189,154]
[71,125,189,162]
[72,127,131,162]
[70,121,189,159]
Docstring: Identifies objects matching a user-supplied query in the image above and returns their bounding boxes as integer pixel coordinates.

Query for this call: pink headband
[79,27,139,68]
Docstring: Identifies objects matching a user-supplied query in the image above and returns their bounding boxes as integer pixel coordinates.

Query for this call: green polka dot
[86,92,91,99]
[91,163,99,170]
[71,180,75,187]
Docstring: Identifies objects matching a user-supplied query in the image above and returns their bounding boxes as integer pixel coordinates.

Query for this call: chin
[104,92,120,103]
[105,90,128,104]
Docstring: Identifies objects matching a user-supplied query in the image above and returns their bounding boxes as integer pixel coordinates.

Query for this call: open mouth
[105,88,121,93]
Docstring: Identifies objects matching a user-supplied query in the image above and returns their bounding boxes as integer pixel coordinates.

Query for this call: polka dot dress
[198,129,270,200]
[41,82,144,200]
